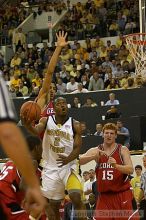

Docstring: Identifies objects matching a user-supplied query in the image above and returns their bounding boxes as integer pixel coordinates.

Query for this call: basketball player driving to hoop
[22,97,87,220]
[80,123,139,220]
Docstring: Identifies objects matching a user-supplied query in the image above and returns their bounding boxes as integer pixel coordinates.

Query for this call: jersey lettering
[0,165,13,180]
[102,170,113,180]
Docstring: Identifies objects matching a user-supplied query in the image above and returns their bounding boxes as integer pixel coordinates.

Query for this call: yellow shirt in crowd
[130,176,141,201]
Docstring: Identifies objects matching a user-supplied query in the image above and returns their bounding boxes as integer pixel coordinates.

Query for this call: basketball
[20,101,41,122]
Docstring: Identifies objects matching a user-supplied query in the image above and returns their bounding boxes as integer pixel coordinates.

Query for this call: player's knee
[69,191,82,207]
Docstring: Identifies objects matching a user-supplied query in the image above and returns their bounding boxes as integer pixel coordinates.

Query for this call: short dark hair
[26,135,41,152]
[135,165,142,170]
[54,97,67,105]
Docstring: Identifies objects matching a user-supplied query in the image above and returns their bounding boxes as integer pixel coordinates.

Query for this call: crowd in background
[0,0,140,45]
[0,0,144,99]
[0,33,145,98]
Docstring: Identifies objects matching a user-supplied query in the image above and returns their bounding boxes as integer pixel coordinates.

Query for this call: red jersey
[39,101,55,139]
[41,101,55,118]
[96,144,131,193]
[0,161,23,200]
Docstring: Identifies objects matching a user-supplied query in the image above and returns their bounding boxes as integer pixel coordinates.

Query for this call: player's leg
[115,190,139,220]
[94,193,113,220]
[41,169,65,220]
[66,172,87,220]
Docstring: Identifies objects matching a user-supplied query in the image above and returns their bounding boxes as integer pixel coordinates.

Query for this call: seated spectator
[94,123,103,136]
[105,93,120,106]
[117,120,130,147]
[84,169,96,201]
[71,83,88,93]
[15,85,23,97]
[10,74,21,87]
[109,20,119,36]
[80,121,91,136]
[66,77,78,93]
[82,171,90,183]
[81,74,89,89]
[106,78,120,90]
[86,193,96,220]
[10,53,21,68]
[9,85,16,97]
[124,77,136,89]
[88,72,104,91]
[19,81,29,96]
[72,97,81,108]
[83,97,97,107]
[56,78,66,94]
[105,106,121,119]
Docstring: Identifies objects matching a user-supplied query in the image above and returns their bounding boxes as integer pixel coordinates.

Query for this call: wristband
[29,215,37,220]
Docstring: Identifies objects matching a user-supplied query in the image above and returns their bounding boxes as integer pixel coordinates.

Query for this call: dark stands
[1,87,144,158]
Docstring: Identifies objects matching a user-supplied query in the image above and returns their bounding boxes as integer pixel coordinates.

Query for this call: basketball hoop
[125,33,146,75]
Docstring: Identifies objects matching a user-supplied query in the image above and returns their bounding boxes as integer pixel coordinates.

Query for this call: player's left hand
[56,31,68,48]
[107,157,117,168]
[56,153,69,167]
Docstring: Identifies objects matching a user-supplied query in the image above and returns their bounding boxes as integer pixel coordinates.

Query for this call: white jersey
[42,115,77,170]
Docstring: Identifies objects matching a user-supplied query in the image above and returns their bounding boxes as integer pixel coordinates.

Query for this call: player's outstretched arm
[79,147,99,165]
[37,31,68,109]
[108,146,134,174]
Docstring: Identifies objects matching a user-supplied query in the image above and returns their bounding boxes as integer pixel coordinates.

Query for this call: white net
[125,33,146,75]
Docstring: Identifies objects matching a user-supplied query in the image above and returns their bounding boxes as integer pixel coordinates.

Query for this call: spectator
[82,171,90,183]
[84,169,96,201]
[117,120,130,147]
[56,78,66,94]
[88,72,104,91]
[83,97,97,107]
[81,74,89,89]
[10,53,21,68]
[105,106,121,119]
[86,193,96,220]
[105,93,120,106]
[66,77,78,93]
[13,28,26,51]
[72,97,81,108]
[19,80,29,96]
[80,121,91,137]
[106,78,120,90]
[10,74,21,87]
[94,123,103,136]
[71,83,88,93]
[130,165,142,204]
[138,155,146,220]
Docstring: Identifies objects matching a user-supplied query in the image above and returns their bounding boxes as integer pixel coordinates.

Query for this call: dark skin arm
[56,120,82,167]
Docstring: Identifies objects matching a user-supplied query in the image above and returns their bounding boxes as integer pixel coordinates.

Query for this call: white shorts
[41,167,82,200]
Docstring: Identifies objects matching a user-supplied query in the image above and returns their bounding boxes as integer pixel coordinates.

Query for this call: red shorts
[0,193,47,220]
[94,190,139,220]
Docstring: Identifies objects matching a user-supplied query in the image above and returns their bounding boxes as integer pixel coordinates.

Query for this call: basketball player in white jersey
[22,97,86,220]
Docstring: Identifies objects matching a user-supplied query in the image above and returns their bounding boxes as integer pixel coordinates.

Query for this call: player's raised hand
[56,31,68,48]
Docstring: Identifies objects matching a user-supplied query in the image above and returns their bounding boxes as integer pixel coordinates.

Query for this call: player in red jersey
[80,123,139,220]
[36,31,68,118]
[0,135,46,220]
